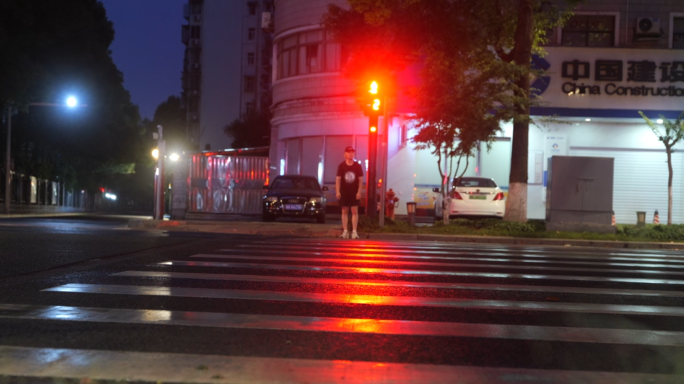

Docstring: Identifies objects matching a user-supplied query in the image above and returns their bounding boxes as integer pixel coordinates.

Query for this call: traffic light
[363,80,383,116]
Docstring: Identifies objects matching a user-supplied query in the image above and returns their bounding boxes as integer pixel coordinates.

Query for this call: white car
[433,177,506,219]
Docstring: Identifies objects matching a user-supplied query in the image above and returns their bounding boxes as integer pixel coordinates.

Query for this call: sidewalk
[128,216,683,251]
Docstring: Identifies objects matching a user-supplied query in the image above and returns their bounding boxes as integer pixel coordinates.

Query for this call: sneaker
[340,230,349,239]
[351,231,360,239]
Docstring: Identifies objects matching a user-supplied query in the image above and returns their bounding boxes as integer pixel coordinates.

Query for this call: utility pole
[4,104,11,215]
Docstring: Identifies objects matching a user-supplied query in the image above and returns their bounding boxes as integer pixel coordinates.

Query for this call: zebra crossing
[2,239,684,383]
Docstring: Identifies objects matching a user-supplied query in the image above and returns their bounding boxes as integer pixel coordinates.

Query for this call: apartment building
[181,0,274,151]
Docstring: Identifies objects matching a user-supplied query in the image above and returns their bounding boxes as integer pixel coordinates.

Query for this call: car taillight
[493,192,504,201]
[451,191,463,200]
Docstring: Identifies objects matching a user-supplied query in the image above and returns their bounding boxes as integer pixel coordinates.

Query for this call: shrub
[620,224,684,241]
[446,218,545,233]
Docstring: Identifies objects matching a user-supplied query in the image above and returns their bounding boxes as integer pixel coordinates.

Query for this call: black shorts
[339,193,360,208]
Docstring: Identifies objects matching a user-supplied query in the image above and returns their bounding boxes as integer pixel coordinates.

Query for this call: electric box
[546,156,615,233]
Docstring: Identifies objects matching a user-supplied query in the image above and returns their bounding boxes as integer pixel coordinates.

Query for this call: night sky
[99,0,186,120]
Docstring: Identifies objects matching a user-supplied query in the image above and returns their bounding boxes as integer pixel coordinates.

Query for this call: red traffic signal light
[362,80,383,116]
[369,81,379,95]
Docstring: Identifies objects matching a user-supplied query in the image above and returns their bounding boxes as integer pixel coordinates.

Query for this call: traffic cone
[653,210,660,225]
[611,211,616,226]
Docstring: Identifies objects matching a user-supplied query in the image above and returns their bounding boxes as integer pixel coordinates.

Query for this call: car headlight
[265,196,278,202]
[309,197,325,203]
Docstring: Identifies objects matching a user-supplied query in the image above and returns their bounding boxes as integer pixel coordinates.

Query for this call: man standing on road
[336,146,364,239]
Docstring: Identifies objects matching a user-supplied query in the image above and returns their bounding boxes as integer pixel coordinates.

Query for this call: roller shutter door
[569,148,683,224]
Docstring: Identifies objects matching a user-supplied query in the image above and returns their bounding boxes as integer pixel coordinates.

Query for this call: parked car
[262,175,328,223]
[433,177,505,219]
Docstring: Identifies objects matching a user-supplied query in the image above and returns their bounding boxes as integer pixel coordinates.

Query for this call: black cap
[344,146,355,153]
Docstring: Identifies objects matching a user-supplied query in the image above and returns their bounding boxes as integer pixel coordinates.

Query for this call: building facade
[181,0,274,151]
[272,0,684,224]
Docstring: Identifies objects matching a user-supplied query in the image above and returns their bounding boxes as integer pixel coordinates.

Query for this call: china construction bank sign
[536,47,684,112]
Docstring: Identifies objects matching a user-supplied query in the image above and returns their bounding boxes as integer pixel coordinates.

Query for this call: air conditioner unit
[261,12,273,31]
[636,17,661,36]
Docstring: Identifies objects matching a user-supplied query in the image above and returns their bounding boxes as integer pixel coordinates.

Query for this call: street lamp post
[3,98,83,215]
[153,125,165,220]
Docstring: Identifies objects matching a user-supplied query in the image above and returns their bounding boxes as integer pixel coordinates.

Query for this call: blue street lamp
[4,96,85,214]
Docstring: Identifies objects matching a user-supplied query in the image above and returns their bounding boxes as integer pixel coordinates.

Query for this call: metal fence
[188,154,269,214]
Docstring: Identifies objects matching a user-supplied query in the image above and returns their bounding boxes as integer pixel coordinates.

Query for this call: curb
[128,219,683,251]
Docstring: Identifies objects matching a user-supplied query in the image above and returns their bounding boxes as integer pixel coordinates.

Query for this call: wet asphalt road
[0,215,684,383]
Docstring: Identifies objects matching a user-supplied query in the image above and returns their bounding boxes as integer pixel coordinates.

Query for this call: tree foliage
[223,109,272,149]
[0,0,146,194]
[639,111,684,225]
[151,95,187,152]
[324,0,577,222]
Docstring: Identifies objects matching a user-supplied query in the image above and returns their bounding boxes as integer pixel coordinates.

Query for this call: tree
[223,109,272,149]
[325,0,576,222]
[152,95,187,152]
[0,0,145,194]
[412,47,506,224]
[639,111,684,226]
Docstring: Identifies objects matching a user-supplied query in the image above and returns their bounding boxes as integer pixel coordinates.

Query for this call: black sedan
[262,175,328,223]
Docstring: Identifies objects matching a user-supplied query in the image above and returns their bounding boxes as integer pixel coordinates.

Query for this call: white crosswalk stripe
[2,239,684,383]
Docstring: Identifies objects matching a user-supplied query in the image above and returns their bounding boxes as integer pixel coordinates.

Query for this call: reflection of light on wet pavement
[5,345,667,383]
[189,253,684,277]
[38,284,684,317]
[154,260,684,287]
[113,271,684,299]
[3,303,684,346]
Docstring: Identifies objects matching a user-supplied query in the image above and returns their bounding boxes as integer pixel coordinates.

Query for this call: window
[455,177,497,188]
[276,29,342,80]
[248,28,256,40]
[398,124,408,147]
[244,76,256,92]
[190,2,202,14]
[191,48,201,63]
[190,25,201,39]
[188,73,200,89]
[248,2,257,15]
[189,98,199,113]
[245,101,255,115]
[673,16,684,49]
[247,52,255,65]
[562,15,615,47]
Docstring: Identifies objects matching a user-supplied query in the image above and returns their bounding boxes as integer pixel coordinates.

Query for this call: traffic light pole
[366,115,378,217]
[379,100,388,227]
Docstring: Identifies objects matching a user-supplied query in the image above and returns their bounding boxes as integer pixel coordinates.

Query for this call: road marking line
[245,240,684,259]
[223,247,684,265]
[1,345,681,384]
[157,260,684,286]
[236,244,684,262]
[113,270,684,298]
[2,303,684,345]
[41,283,684,317]
[192,254,684,275]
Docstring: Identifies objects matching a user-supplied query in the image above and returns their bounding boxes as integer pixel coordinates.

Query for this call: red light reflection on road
[353,267,384,274]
